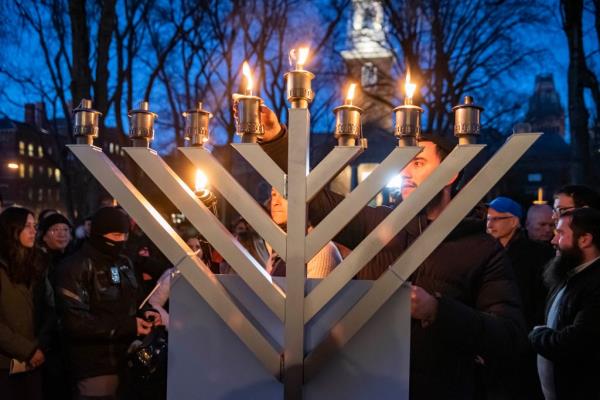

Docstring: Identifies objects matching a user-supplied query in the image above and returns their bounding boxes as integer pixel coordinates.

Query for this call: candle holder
[452,96,483,145]
[73,99,102,145]
[234,95,264,143]
[183,102,212,147]
[334,103,364,146]
[393,100,423,147]
[128,101,158,148]
[285,70,314,109]
[196,188,217,212]
[285,47,314,109]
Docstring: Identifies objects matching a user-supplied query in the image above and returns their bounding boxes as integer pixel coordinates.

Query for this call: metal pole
[284,108,309,398]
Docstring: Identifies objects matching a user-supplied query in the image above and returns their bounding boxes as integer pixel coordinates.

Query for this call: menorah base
[168,275,410,399]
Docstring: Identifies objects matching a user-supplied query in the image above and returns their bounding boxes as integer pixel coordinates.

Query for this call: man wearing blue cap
[486,197,523,247]
[486,196,553,398]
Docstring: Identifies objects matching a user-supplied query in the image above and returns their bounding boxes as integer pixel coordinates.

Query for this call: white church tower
[341,0,395,130]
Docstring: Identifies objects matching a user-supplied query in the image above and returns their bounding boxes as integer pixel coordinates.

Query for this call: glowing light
[194,169,209,192]
[289,47,310,70]
[405,68,416,101]
[386,174,403,189]
[7,162,18,170]
[346,83,357,103]
[242,61,253,95]
[297,47,310,69]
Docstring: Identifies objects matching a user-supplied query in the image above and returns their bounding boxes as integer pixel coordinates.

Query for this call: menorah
[68,50,540,399]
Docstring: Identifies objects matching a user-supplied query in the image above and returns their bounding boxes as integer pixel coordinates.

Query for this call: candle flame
[289,47,311,70]
[405,70,416,100]
[195,169,208,192]
[298,47,310,69]
[346,83,357,102]
[242,61,253,94]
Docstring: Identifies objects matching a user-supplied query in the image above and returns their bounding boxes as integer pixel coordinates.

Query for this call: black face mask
[90,235,126,259]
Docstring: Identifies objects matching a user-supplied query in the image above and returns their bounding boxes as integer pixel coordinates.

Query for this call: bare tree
[381,0,547,134]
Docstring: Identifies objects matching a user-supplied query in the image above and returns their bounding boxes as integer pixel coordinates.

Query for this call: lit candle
[234,61,264,142]
[194,169,217,210]
[242,61,254,96]
[533,187,547,205]
[393,67,423,147]
[334,82,363,146]
[404,70,416,105]
[285,46,314,108]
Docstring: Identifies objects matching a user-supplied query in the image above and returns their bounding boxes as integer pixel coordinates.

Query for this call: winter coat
[262,130,528,399]
[56,242,141,379]
[529,258,600,399]
[0,257,55,370]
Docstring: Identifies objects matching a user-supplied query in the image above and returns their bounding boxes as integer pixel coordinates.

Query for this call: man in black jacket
[256,106,526,399]
[530,207,600,399]
[56,207,161,399]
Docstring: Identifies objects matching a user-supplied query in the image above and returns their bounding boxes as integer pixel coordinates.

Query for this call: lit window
[54,168,61,182]
[109,143,114,153]
[19,141,25,155]
[19,163,25,178]
[28,164,34,178]
[38,146,43,158]
[47,167,52,178]
[28,143,34,157]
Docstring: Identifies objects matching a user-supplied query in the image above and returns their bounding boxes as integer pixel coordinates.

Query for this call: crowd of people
[1,106,600,399]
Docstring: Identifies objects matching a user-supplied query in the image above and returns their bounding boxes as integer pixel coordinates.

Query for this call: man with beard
[256,105,526,399]
[529,207,600,399]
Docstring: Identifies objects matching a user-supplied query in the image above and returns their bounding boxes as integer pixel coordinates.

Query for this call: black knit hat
[90,207,130,236]
[38,213,72,237]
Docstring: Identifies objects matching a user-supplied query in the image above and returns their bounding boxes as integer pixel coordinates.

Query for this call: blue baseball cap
[487,197,523,218]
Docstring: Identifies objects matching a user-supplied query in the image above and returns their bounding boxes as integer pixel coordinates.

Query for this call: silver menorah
[68,54,540,399]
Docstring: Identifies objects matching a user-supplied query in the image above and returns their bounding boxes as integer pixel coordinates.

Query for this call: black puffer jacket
[262,131,527,399]
[56,242,140,380]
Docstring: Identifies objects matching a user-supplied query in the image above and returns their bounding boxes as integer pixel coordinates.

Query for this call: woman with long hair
[0,207,55,400]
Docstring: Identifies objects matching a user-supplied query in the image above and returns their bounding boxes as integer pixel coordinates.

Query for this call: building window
[528,173,542,182]
[28,164,34,178]
[47,167,52,179]
[47,188,52,200]
[27,187,33,201]
[361,62,378,87]
[109,143,114,154]
[38,188,43,201]
[54,168,61,183]
[28,143,34,157]
[19,141,25,155]
[48,147,53,156]
[19,163,25,178]
[38,165,43,176]
[56,190,60,201]
[38,146,43,158]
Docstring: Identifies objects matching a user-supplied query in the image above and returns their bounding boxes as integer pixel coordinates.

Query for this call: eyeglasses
[552,206,575,216]
[486,216,515,223]
[48,228,71,235]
